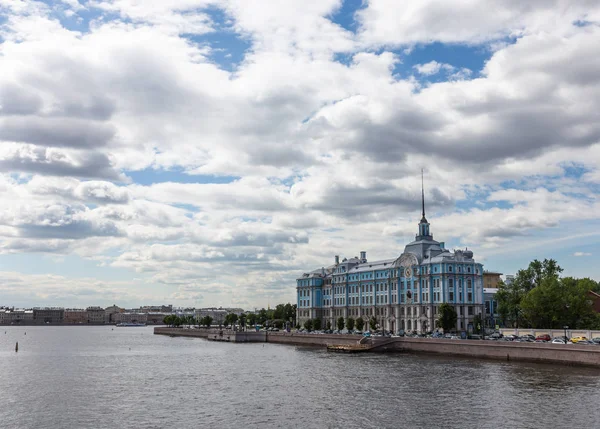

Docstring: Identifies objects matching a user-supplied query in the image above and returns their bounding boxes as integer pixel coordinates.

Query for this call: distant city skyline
[1,1,600,309]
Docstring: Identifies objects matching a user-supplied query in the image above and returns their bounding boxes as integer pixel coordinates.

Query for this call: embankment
[154,328,600,367]
[386,337,600,367]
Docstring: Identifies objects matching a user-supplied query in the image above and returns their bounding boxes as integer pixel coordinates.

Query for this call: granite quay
[153,327,600,367]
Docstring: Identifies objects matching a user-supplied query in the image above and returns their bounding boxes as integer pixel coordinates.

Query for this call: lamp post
[563,325,569,343]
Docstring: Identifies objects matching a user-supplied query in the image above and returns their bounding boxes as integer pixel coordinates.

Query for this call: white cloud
[413,60,454,76]
[574,252,592,257]
[0,1,600,307]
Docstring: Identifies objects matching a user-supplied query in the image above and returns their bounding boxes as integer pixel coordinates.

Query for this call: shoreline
[154,327,600,368]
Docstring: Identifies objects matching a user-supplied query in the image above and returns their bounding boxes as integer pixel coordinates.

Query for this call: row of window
[318,278,475,298]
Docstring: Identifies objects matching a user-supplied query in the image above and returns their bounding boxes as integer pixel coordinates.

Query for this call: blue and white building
[297,192,484,334]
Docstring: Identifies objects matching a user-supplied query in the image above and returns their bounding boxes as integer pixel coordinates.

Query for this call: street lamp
[563,325,569,343]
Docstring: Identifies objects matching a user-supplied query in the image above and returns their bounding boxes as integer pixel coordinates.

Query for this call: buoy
[15,342,18,352]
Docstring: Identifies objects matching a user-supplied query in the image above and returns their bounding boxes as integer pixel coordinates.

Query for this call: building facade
[64,309,87,324]
[33,307,65,324]
[297,196,484,334]
[86,306,106,324]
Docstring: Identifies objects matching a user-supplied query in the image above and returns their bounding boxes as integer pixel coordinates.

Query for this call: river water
[1,326,599,429]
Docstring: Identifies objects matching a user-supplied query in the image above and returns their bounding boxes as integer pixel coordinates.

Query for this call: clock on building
[404,267,413,278]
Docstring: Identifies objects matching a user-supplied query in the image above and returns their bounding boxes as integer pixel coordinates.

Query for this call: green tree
[436,303,457,332]
[313,318,322,331]
[346,317,355,331]
[355,317,365,331]
[473,314,482,334]
[202,316,213,328]
[496,259,562,328]
[163,314,175,327]
[521,276,599,329]
[239,313,247,330]
[369,316,377,331]
[257,308,268,325]
[304,319,313,331]
[247,313,257,326]
[336,316,345,331]
[273,304,285,320]
[326,320,332,330]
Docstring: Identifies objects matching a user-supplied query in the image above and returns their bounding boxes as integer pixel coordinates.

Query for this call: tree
[496,259,564,328]
[202,316,213,328]
[473,314,482,334]
[247,313,257,326]
[521,276,599,329]
[369,316,377,331]
[257,308,268,325]
[436,303,457,332]
[326,320,332,330]
[313,318,322,331]
[304,319,313,331]
[355,317,365,331]
[239,313,247,330]
[346,317,355,331]
[163,314,175,327]
[336,316,345,331]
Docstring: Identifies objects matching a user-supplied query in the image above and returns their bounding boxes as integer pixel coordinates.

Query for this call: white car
[551,338,565,344]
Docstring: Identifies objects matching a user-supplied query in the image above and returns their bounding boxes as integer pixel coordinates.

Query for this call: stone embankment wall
[154,327,266,342]
[387,338,600,367]
[267,332,362,346]
[153,328,600,367]
[154,327,210,338]
[500,328,600,339]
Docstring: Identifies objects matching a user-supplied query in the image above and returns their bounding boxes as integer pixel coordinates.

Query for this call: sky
[1,0,600,310]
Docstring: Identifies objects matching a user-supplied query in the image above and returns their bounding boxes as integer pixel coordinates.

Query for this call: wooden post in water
[15,342,18,352]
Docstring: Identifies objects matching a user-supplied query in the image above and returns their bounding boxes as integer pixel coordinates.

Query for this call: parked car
[592,338,600,344]
[551,338,566,344]
[571,336,588,344]
[535,334,551,342]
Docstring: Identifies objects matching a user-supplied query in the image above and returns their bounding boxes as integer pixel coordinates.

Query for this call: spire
[420,168,427,223]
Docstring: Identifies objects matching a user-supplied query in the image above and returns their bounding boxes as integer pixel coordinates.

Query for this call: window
[468,306,473,316]
[449,292,454,302]
[467,292,472,302]
[449,266,452,272]
[468,267,471,273]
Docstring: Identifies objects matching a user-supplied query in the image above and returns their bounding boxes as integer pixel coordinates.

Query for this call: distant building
[0,309,33,325]
[483,271,503,289]
[195,308,227,325]
[484,288,500,329]
[139,305,173,313]
[86,306,106,324]
[146,313,168,325]
[588,291,600,313]
[296,185,485,334]
[33,307,64,324]
[113,312,147,324]
[104,305,122,324]
[64,309,87,324]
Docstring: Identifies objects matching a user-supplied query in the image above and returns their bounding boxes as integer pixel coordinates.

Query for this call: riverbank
[155,327,600,367]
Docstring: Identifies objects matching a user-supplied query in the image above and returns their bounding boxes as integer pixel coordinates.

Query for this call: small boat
[116,323,146,327]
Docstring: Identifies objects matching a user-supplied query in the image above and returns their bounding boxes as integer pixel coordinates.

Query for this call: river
[0,326,599,428]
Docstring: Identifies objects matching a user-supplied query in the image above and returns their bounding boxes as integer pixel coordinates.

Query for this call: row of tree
[303,316,380,332]
[162,302,298,329]
[496,259,600,329]
[163,314,214,327]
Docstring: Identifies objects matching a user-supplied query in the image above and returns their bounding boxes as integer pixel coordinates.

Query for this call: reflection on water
[1,326,599,429]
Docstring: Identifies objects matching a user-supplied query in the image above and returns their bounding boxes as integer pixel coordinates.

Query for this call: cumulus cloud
[0,0,599,307]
